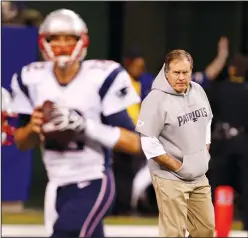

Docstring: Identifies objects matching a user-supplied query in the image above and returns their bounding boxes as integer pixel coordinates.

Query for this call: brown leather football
[41,100,76,151]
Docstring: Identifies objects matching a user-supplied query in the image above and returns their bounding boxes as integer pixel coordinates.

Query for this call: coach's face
[165,58,192,93]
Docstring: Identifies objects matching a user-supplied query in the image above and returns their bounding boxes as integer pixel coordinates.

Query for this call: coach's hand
[154,154,182,172]
[165,154,183,172]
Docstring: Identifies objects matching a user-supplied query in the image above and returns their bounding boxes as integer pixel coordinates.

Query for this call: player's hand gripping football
[28,106,45,141]
[42,102,85,134]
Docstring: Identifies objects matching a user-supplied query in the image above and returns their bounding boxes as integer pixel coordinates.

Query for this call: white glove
[42,104,85,133]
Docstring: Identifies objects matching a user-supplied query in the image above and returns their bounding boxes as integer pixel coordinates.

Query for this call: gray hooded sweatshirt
[136,65,213,183]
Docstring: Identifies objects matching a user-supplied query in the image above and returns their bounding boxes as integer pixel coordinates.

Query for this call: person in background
[1,87,16,146]
[122,49,152,124]
[192,36,229,88]
[136,49,214,237]
[207,53,248,230]
[113,36,229,216]
[129,36,230,215]
[123,37,228,124]
[2,1,43,27]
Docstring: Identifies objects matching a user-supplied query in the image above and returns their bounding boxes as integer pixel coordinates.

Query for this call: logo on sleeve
[116,87,128,98]
[137,120,145,127]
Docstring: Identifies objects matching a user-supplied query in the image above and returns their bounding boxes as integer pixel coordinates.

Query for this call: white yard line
[2,225,248,237]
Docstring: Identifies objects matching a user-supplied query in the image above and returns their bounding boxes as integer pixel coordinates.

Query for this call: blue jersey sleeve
[102,109,135,131]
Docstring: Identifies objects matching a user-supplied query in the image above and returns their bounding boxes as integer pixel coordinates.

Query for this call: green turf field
[2,210,243,230]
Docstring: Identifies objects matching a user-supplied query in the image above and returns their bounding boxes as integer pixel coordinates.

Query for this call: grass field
[3,210,247,237]
[2,210,158,225]
[3,224,247,237]
[2,210,244,230]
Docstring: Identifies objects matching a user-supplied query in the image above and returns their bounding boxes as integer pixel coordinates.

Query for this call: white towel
[131,165,152,209]
[44,181,59,237]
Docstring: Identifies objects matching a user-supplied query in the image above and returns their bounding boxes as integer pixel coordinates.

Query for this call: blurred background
[2,1,248,236]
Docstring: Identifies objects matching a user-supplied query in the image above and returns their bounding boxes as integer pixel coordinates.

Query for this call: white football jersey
[11,60,140,186]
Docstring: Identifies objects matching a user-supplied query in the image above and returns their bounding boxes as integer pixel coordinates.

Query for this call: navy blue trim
[9,87,13,95]
[100,109,135,169]
[103,147,112,169]
[16,71,30,100]
[99,66,124,101]
[103,109,135,131]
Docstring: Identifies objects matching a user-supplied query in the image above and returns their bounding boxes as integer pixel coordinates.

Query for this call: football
[41,100,76,151]
[42,100,55,123]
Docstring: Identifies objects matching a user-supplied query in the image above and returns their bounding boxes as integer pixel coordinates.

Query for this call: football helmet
[1,87,16,145]
[39,9,89,68]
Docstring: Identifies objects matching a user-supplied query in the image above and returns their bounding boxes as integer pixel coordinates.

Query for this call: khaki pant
[152,175,215,237]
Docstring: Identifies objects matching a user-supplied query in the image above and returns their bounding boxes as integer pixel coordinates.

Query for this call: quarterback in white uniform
[11,9,141,238]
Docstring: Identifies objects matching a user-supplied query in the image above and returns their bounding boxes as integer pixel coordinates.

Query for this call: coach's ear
[164,68,169,79]
[135,91,166,138]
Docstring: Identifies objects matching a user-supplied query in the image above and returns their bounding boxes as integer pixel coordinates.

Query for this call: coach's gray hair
[164,49,193,72]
